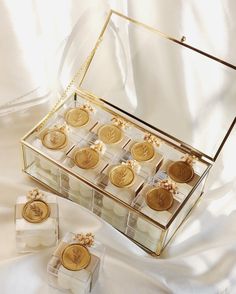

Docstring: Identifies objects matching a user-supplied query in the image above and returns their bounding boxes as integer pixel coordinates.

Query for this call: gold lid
[61,244,91,271]
[22,199,50,223]
[74,147,100,169]
[98,124,123,145]
[145,187,173,211]
[109,164,135,188]
[167,161,194,183]
[65,108,90,127]
[42,127,67,150]
[131,141,155,162]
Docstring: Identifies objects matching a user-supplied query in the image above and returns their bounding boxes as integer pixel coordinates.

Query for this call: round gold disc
[65,108,89,128]
[98,124,123,144]
[61,244,91,271]
[74,147,100,169]
[109,165,135,188]
[42,130,67,150]
[22,200,50,223]
[167,161,194,183]
[145,187,173,211]
[131,141,155,162]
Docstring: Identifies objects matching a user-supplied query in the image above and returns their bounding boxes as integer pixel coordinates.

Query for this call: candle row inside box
[29,94,208,252]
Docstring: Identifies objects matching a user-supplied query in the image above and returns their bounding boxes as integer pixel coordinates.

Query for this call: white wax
[58,267,71,289]
[136,217,149,233]
[57,265,91,293]
[113,204,128,217]
[16,218,57,247]
[79,184,93,199]
[41,234,56,247]
[69,177,81,193]
[102,197,114,210]
[24,235,41,248]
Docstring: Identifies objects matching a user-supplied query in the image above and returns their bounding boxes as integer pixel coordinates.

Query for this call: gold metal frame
[21,10,236,256]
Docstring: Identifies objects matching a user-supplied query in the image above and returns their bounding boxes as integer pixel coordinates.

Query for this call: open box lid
[61,10,236,162]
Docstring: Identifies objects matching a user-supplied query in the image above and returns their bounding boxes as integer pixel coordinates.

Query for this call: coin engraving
[42,130,67,150]
[131,141,155,162]
[74,147,99,169]
[61,244,91,271]
[146,187,173,211]
[98,124,123,144]
[22,200,50,223]
[167,161,194,183]
[65,108,89,128]
[109,165,135,188]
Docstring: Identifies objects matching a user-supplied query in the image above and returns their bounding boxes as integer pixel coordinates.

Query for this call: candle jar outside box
[15,190,59,253]
[47,232,105,294]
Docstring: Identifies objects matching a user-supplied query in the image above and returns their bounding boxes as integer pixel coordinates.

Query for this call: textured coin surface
[98,124,123,144]
[131,141,155,162]
[42,130,67,150]
[146,187,173,211]
[74,147,99,169]
[65,108,89,128]
[61,244,91,271]
[167,161,194,183]
[109,165,135,188]
[22,200,50,223]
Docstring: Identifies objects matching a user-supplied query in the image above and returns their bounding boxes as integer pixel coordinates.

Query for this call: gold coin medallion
[109,165,135,188]
[131,141,155,162]
[74,147,100,169]
[167,161,194,183]
[145,187,173,211]
[61,244,91,271]
[22,200,50,223]
[98,124,123,144]
[42,130,67,150]
[65,108,89,128]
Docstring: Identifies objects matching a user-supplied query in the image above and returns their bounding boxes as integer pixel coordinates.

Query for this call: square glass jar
[15,190,59,252]
[47,232,105,294]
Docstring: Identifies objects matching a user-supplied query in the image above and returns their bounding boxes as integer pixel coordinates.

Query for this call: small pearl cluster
[112,116,128,129]
[144,133,161,147]
[158,179,178,194]
[122,159,140,173]
[73,233,95,247]
[27,188,44,200]
[181,154,198,166]
[80,103,95,113]
[52,124,68,133]
[91,140,106,154]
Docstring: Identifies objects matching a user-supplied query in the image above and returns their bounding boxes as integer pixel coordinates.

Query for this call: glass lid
[61,10,236,161]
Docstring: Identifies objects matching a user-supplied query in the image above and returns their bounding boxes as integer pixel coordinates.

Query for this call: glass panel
[62,12,236,160]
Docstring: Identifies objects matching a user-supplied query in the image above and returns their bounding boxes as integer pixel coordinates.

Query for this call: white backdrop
[0,1,236,293]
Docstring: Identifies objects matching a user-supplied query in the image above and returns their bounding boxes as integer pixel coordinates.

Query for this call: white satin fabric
[0,1,236,293]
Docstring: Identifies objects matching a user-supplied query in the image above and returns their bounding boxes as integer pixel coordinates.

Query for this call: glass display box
[21,11,236,256]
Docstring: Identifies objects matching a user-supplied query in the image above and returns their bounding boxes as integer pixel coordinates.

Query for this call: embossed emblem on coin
[167,161,194,183]
[109,165,135,188]
[42,130,67,150]
[61,244,91,271]
[65,108,89,128]
[131,141,155,162]
[146,187,173,211]
[74,147,99,169]
[98,124,123,144]
[22,200,50,223]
